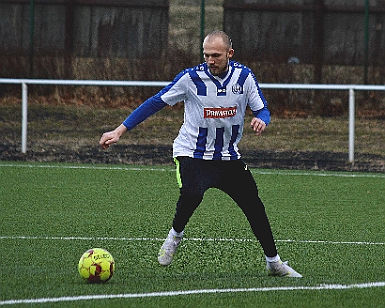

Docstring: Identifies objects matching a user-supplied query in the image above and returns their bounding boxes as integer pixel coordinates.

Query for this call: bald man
[100,30,302,277]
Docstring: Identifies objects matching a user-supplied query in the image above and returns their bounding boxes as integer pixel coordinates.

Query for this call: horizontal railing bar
[2,79,385,91]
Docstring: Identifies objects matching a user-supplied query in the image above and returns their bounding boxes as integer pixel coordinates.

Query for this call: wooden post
[29,0,35,78]
[64,0,74,79]
[314,0,324,84]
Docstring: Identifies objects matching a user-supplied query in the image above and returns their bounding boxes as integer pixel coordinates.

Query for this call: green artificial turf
[1,162,384,307]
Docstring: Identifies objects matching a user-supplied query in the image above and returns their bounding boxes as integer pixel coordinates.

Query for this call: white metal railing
[1,78,385,162]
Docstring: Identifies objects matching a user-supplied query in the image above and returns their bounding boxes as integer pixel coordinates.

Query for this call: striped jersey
[123,60,270,161]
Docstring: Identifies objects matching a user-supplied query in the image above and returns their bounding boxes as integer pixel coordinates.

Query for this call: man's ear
[228,48,234,59]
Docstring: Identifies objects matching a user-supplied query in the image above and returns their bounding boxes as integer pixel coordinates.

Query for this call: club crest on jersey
[232,83,243,94]
[204,106,237,118]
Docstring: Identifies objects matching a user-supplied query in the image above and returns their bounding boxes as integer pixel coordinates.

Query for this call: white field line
[0,235,384,246]
[1,282,385,306]
[0,162,384,179]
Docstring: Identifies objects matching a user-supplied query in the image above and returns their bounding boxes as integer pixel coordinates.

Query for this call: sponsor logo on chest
[204,106,237,118]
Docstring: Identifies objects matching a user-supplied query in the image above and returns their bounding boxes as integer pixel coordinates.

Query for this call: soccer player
[99,30,302,277]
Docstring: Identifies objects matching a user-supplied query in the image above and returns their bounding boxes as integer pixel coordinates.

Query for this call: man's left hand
[250,117,266,136]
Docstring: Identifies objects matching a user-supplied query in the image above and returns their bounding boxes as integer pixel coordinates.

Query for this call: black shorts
[174,156,259,199]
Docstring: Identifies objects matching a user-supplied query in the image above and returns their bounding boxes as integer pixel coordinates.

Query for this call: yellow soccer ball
[78,248,115,283]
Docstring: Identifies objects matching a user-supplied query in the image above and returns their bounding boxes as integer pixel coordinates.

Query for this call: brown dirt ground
[1,142,384,173]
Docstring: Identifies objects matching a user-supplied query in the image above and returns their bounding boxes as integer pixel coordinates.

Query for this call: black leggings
[172,157,277,257]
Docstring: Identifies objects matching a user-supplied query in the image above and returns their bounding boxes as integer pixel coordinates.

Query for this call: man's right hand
[99,124,127,149]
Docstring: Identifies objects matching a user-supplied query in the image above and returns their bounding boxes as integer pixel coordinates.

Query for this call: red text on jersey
[204,106,237,118]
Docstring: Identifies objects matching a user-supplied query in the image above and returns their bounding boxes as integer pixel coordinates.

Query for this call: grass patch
[1,103,384,156]
[0,163,384,307]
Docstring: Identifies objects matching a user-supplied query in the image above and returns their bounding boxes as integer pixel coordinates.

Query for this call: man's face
[203,37,234,76]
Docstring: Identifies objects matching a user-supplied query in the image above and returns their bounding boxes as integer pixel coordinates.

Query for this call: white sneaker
[158,228,183,266]
[266,260,302,277]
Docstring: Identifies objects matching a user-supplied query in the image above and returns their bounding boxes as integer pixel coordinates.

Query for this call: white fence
[1,78,385,163]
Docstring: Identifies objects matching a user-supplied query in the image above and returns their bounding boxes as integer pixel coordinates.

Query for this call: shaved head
[204,30,233,51]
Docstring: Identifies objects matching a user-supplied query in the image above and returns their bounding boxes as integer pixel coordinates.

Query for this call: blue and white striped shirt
[123,61,270,160]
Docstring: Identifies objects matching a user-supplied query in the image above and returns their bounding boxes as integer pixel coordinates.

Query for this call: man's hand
[250,117,266,136]
[99,124,127,149]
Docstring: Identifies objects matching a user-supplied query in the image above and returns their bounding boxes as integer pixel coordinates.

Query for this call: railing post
[348,88,355,163]
[22,83,28,153]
